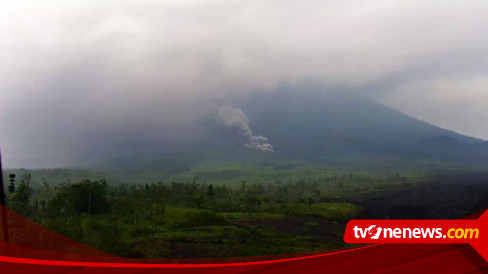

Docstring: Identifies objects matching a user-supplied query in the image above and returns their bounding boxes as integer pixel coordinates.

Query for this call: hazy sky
[1,0,487,167]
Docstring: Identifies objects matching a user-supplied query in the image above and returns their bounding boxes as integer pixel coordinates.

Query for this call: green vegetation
[4,168,424,258]
[261,203,361,222]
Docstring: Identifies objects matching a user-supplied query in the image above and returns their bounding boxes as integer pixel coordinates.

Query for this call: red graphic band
[344,210,488,261]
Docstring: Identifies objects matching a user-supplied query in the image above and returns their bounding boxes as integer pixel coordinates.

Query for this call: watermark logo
[343,210,488,261]
[358,225,382,239]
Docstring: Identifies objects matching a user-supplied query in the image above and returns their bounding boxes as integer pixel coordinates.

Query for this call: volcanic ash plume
[215,106,274,152]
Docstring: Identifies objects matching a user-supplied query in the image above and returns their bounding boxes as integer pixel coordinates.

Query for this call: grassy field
[42,204,359,258]
[3,165,453,258]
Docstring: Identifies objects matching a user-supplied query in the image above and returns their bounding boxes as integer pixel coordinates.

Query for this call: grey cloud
[0,0,487,167]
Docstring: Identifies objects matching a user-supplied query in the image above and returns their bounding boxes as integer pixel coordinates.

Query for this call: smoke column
[215,106,274,152]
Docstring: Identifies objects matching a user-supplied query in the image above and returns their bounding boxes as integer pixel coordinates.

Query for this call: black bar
[0,146,10,244]
[0,149,6,206]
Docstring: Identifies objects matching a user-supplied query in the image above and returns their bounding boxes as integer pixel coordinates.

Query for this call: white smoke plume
[216,106,274,152]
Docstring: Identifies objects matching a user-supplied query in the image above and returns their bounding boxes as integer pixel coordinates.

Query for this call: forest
[3,169,421,258]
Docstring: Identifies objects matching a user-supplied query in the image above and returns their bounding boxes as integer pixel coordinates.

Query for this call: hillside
[83,90,487,180]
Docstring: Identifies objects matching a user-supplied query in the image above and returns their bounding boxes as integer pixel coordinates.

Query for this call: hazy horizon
[1,0,488,168]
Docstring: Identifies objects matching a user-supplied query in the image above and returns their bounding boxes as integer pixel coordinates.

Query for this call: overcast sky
[1,0,488,167]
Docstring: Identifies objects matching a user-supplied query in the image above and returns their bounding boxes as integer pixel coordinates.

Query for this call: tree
[8,173,16,194]
[47,179,110,221]
[11,173,32,216]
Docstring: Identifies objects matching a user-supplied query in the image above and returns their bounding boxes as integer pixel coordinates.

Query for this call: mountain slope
[90,89,487,173]
[233,90,484,164]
